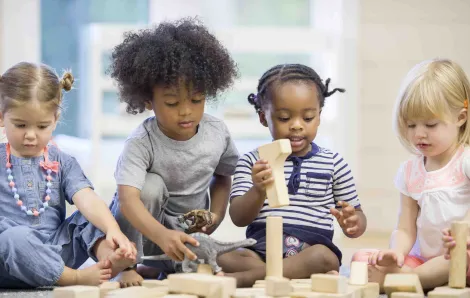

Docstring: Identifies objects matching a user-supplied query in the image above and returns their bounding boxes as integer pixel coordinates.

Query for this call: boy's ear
[145,101,153,110]
[258,111,268,127]
[457,108,467,127]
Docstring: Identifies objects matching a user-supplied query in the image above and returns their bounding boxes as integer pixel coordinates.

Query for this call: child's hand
[200,212,220,235]
[106,228,137,259]
[330,201,359,236]
[158,229,199,262]
[252,159,274,193]
[442,228,470,259]
[368,249,405,267]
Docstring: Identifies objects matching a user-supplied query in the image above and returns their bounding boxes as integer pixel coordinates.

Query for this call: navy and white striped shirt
[230,142,360,243]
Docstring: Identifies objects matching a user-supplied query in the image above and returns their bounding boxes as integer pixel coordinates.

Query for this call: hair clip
[464,99,468,109]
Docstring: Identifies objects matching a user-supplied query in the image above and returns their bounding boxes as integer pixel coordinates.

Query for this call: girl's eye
[192,99,203,104]
[39,126,49,129]
[407,124,416,128]
[278,117,289,122]
[15,124,25,128]
[426,123,438,128]
[165,102,178,107]
[304,117,314,122]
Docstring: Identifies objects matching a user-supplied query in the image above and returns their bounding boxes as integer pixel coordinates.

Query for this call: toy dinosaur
[177,209,214,233]
[141,232,257,274]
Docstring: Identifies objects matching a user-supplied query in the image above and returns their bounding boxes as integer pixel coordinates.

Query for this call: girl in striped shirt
[218,63,367,287]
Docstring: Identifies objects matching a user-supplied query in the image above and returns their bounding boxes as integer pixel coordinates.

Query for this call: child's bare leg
[225,244,339,288]
[56,260,112,286]
[217,249,265,273]
[93,237,136,277]
[369,256,450,292]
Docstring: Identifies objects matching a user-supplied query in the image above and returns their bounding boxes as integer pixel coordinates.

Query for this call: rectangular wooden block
[167,273,236,298]
[391,292,424,298]
[54,286,99,298]
[428,286,470,298]
[265,276,292,296]
[266,216,283,278]
[349,261,368,285]
[99,282,120,298]
[383,274,423,297]
[290,291,353,298]
[449,221,469,289]
[311,274,348,294]
[141,279,169,288]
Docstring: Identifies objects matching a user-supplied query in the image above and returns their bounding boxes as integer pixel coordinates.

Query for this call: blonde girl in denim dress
[0,62,136,288]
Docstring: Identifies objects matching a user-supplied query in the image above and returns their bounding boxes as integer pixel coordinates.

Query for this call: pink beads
[16,200,22,206]
[33,210,39,216]
[6,162,11,168]
[45,195,50,201]
[9,181,14,187]
[46,175,52,181]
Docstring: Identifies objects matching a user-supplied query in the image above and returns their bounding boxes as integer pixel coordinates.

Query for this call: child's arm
[369,193,418,267]
[72,188,136,256]
[201,174,231,234]
[118,185,198,261]
[230,159,272,227]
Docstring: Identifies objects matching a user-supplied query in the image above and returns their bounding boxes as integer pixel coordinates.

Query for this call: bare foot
[76,260,112,286]
[108,248,136,277]
[327,270,339,275]
[136,264,160,279]
[114,269,144,288]
[215,271,225,276]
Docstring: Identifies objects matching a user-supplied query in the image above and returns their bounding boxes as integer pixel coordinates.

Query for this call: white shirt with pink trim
[395,146,470,260]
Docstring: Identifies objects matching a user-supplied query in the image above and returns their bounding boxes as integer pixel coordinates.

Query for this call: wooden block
[162,295,198,298]
[348,282,380,298]
[429,286,470,298]
[54,286,99,298]
[141,279,168,288]
[266,216,283,278]
[391,292,424,298]
[197,263,213,275]
[449,221,469,289]
[311,274,348,294]
[349,261,368,285]
[290,291,353,298]
[232,287,266,297]
[265,276,292,296]
[291,283,311,292]
[99,282,120,298]
[258,139,291,207]
[167,273,236,298]
[383,274,423,297]
[291,279,311,284]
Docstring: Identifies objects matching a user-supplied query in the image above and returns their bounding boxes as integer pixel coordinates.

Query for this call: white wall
[0,0,41,73]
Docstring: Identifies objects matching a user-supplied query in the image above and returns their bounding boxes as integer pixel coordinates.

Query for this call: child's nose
[290,119,303,130]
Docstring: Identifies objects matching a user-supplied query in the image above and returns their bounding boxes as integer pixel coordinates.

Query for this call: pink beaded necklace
[6,143,59,216]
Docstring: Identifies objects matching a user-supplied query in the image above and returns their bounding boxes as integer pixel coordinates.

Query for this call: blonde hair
[0,62,74,117]
[393,58,470,152]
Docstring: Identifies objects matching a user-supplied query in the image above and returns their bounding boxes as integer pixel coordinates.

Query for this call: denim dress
[0,143,105,288]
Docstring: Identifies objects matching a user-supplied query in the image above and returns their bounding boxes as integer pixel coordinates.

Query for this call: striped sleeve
[332,152,360,208]
[229,151,258,200]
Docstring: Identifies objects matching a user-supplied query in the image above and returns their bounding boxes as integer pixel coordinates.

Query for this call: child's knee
[0,226,32,249]
[305,245,340,272]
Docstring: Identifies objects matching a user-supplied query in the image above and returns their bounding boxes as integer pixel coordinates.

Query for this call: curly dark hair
[109,17,238,114]
[247,64,345,113]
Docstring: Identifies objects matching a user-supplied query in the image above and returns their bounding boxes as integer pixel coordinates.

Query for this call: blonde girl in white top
[352,58,470,291]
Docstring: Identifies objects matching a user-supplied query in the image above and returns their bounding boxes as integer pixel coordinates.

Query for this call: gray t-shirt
[114,113,239,215]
